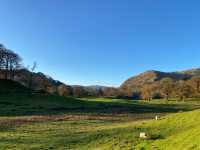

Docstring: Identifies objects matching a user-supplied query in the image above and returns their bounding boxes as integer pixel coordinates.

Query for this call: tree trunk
[5,60,8,79]
[28,73,33,96]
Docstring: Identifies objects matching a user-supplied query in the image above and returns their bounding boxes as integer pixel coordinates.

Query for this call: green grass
[0,96,200,150]
[1,94,200,116]
[1,109,200,149]
[1,93,197,118]
[1,80,200,149]
[0,79,199,116]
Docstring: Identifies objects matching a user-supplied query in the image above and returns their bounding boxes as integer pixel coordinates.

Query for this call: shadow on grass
[0,94,198,117]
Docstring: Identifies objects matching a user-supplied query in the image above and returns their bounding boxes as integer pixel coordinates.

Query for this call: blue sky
[0,0,200,86]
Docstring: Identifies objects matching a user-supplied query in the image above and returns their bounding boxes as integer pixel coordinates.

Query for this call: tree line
[57,85,118,98]
[139,77,200,101]
[59,77,200,100]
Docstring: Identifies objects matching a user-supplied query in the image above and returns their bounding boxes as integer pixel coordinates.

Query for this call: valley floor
[1,96,200,150]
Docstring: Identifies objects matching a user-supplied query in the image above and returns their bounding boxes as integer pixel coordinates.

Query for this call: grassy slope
[1,109,200,149]
[0,79,29,94]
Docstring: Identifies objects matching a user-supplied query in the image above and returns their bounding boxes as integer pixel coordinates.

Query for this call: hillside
[0,79,29,94]
[0,70,110,97]
[120,68,200,97]
[179,68,200,76]
[0,69,63,93]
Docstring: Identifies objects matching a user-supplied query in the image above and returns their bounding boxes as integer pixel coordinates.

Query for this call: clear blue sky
[0,0,199,86]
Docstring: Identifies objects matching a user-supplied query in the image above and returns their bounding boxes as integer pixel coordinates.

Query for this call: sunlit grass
[1,109,200,149]
[1,95,200,149]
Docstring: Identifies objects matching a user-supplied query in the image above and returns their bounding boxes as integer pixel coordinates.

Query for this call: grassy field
[1,109,200,150]
[1,94,200,149]
[1,94,200,116]
[1,80,200,149]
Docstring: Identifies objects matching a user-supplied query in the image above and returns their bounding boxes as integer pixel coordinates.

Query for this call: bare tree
[102,87,119,98]
[72,86,87,97]
[0,44,6,74]
[57,84,72,97]
[174,80,192,102]
[28,62,37,90]
[0,44,22,79]
[141,83,157,101]
[188,76,200,98]
[8,50,22,79]
[160,78,174,101]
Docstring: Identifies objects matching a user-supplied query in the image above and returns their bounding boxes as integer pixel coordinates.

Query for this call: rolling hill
[120,68,200,97]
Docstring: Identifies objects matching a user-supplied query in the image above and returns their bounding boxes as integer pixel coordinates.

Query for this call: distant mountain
[120,68,200,97]
[71,85,106,90]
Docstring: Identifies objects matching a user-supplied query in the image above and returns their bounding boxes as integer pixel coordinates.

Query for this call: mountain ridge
[119,68,200,97]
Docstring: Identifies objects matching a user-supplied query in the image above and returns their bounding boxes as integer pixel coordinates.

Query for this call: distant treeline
[125,77,200,101]
[64,77,200,101]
